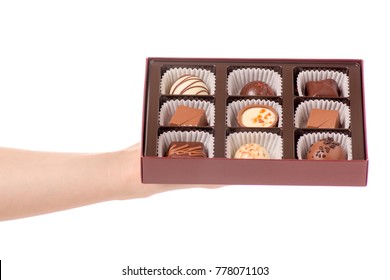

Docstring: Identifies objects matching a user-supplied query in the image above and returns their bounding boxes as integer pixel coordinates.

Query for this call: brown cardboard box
[141,58,368,186]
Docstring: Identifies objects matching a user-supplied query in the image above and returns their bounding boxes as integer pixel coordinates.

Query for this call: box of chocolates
[141,58,368,186]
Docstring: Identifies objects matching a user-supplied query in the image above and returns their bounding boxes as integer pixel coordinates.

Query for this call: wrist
[108,145,142,200]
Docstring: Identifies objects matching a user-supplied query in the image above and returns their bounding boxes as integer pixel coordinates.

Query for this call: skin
[0,143,219,221]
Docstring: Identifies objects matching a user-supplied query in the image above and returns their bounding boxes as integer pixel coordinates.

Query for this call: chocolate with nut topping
[237,104,278,128]
[306,137,346,160]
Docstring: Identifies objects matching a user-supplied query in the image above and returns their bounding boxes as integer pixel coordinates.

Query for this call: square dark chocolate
[305,79,339,97]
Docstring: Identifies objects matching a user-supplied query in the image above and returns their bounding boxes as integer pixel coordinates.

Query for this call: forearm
[0,143,218,221]
[0,147,130,221]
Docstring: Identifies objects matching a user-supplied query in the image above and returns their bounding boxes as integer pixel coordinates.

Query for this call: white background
[0,1,389,279]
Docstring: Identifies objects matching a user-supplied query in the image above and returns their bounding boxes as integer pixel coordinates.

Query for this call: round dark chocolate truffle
[239,81,275,96]
[306,137,346,160]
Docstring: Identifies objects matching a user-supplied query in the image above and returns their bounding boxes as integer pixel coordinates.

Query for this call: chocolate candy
[306,137,346,160]
[237,105,278,128]
[234,143,270,159]
[166,142,207,158]
[305,79,339,97]
[239,81,275,96]
[169,74,209,95]
[306,108,340,129]
[169,105,208,126]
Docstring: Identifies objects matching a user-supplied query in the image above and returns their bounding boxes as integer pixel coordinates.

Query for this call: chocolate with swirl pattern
[166,142,207,158]
[169,74,209,95]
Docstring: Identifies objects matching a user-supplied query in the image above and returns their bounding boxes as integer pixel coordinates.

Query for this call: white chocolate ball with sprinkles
[234,143,270,159]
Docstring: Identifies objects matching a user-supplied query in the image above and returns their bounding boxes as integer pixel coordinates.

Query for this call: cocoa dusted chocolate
[305,79,340,97]
[169,105,208,126]
[306,108,340,129]
[169,74,209,95]
[306,137,346,160]
[239,81,275,96]
[237,105,278,128]
[166,142,207,158]
[234,143,270,159]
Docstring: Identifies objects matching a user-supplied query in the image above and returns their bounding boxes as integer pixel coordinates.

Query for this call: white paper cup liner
[158,130,214,158]
[296,132,352,160]
[297,70,349,97]
[159,100,215,126]
[294,99,350,129]
[227,68,282,96]
[226,99,283,127]
[226,131,283,159]
[160,67,216,95]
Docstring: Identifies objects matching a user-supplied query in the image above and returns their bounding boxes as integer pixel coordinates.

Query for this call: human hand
[114,143,221,200]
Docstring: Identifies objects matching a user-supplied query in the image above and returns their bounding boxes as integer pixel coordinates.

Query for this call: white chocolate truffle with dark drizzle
[169,74,209,95]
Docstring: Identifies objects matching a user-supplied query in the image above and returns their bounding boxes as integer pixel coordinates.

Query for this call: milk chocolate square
[169,105,208,126]
[305,79,340,97]
[306,108,340,128]
[166,142,207,158]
